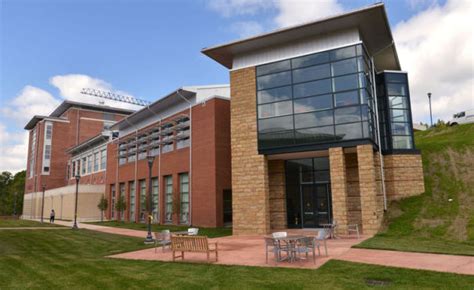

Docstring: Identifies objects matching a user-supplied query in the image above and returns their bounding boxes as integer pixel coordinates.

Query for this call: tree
[115,195,127,222]
[0,170,25,216]
[97,195,108,222]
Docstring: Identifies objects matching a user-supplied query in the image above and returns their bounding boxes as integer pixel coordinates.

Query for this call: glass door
[302,184,316,227]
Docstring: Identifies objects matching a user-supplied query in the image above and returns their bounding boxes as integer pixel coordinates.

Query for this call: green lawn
[357,124,474,256]
[87,221,232,238]
[0,218,63,228]
[1,223,472,289]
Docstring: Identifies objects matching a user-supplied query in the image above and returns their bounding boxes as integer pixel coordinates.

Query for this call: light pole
[40,185,46,223]
[144,154,155,244]
[428,92,433,127]
[72,174,80,229]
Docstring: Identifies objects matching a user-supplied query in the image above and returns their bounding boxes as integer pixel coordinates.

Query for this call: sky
[0,0,473,173]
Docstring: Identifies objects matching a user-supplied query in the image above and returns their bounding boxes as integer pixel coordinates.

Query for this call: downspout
[176,90,193,226]
[370,44,391,211]
[146,105,162,224]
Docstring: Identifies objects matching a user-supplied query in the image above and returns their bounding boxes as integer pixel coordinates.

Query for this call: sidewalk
[52,220,149,238]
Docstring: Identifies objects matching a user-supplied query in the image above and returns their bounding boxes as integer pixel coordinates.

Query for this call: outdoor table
[271,235,306,263]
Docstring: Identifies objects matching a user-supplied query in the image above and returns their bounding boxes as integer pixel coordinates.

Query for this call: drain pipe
[370,56,387,211]
[176,89,193,226]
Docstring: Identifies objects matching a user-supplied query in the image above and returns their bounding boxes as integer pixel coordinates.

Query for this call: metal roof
[50,100,135,118]
[66,132,110,155]
[201,3,400,71]
[24,116,67,130]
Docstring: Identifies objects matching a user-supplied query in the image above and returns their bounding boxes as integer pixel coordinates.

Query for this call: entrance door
[302,183,331,227]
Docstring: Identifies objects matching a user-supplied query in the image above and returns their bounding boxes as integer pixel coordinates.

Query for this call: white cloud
[0,123,29,173]
[231,21,265,37]
[274,0,344,27]
[394,0,474,122]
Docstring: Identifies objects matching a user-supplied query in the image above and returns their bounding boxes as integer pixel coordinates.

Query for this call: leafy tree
[97,195,108,222]
[0,171,25,216]
[114,195,127,222]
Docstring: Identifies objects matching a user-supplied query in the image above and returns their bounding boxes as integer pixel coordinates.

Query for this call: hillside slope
[357,123,474,255]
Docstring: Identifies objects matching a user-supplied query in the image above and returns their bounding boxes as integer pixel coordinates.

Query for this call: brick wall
[230,67,271,235]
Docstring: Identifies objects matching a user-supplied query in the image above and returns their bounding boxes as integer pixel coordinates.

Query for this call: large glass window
[94,152,99,171]
[129,181,135,222]
[152,178,159,222]
[179,173,189,224]
[110,185,116,219]
[256,43,376,152]
[100,149,106,170]
[139,180,146,222]
[164,175,173,223]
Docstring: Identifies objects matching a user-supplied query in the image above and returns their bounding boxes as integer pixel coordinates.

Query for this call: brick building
[105,85,231,227]
[22,101,133,220]
[202,3,424,235]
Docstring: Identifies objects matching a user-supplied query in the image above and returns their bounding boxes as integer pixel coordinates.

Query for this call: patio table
[271,235,306,263]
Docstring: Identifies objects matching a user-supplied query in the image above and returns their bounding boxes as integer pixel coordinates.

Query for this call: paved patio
[110,233,367,269]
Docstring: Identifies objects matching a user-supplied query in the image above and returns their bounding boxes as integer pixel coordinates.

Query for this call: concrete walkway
[0,227,68,230]
[34,220,473,275]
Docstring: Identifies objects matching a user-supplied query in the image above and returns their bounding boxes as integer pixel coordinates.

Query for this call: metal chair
[348,224,360,239]
[294,237,317,264]
[315,228,329,256]
[264,237,285,264]
[154,230,171,253]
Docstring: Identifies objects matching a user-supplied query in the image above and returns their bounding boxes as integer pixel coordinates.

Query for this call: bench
[171,235,218,262]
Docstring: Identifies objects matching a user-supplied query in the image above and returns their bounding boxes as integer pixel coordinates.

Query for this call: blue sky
[1,0,471,172]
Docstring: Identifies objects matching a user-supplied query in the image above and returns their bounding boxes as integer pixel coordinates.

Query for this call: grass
[357,124,474,255]
[87,221,232,238]
[0,218,63,228]
[1,221,473,289]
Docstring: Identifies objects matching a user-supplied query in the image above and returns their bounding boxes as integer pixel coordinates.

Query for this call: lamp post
[72,174,80,229]
[428,92,433,127]
[144,154,155,244]
[40,185,46,223]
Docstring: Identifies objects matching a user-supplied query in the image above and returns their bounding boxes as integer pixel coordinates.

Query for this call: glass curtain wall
[256,43,377,152]
[179,173,189,224]
[139,180,146,222]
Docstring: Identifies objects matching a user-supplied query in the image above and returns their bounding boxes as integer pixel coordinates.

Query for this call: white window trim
[42,121,53,175]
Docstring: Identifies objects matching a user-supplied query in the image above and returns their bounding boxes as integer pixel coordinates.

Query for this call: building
[105,85,231,227]
[22,101,134,220]
[202,3,425,235]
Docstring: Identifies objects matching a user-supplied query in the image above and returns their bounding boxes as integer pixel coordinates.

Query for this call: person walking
[50,209,55,223]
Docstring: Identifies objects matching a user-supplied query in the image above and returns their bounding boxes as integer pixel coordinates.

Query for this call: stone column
[329,147,349,235]
[357,144,383,235]
[268,160,287,230]
[230,67,270,235]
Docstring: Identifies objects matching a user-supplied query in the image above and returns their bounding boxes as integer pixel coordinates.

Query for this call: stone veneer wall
[230,67,271,235]
[345,153,362,227]
[384,154,425,200]
[268,160,287,230]
[329,147,349,234]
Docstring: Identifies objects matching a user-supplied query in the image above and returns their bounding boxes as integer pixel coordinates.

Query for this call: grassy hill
[357,123,474,255]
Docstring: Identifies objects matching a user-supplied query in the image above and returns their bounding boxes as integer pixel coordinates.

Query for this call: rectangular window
[100,149,106,170]
[119,183,125,198]
[139,180,146,222]
[258,115,294,133]
[152,178,159,222]
[293,78,332,99]
[334,106,361,124]
[81,157,86,175]
[93,152,99,171]
[256,59,291,76]
[293,94,332,114]
[129,181,136,222]
[294,110,333,129]
[29,128,37,178]
[257,86,292,104]
[292,51,329,68]
[44,145,51,160]
[72,161,76,178]
[177,138,190,149]
[257,71,292,90]
[164,175,173,223]
[162,143,173,153]
[87,155,92,173]
[179,173,189,224]
[111,185,116,219]
[292,63,330,83]
[258,100,293,119]
[45,124,53,140]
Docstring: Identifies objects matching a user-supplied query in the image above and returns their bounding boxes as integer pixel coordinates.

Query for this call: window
[129,181,136,222]
[256,43,377,152]
[94,152,99,171]
[100,149,106,170]
[164,175,173,223]
[44,145,51,160]
[150,147,160,156]
[152,178,159,222]
[179,173,189,224]
[111,185,116,219]
[45,124,53,140]
[162,143,173,153]
[29,128,37,178]
[87,155,92,173]
[81,157,86,175]
[72,161,76,178]
[139,180,146,222]
[177,138,190,149]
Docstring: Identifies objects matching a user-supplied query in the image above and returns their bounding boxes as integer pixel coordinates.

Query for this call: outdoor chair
[264,237,289,264]
[294,237,317,264]
[322,220,337,239]
[188,228,199,236]
[154,230,171,253]
[315,228,329,256]
[347,224,360,239]
[272,231,287,238]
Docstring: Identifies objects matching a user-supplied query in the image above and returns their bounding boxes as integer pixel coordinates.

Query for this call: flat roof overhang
[201,3,400,71]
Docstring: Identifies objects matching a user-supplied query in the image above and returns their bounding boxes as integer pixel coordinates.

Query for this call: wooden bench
[171,235,218,262]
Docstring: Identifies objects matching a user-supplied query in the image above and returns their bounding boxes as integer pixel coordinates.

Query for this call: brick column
[268,160,287,230]
[230,67,270,235]
[357,144,383,235]
[329,147,349,235]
